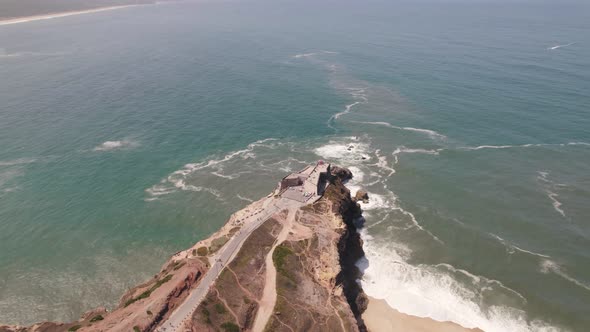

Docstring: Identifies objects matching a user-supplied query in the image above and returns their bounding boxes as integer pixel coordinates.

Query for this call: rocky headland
[0,164,368,332]
[0,163,478,332]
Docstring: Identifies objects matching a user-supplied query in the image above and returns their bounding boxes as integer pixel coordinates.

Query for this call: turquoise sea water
[1,1,589,330]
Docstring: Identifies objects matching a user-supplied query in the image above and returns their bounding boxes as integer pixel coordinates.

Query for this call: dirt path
[251,207,297,332]
[157,198,282,332]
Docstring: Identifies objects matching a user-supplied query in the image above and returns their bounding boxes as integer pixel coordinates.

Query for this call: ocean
[1,1,589,330]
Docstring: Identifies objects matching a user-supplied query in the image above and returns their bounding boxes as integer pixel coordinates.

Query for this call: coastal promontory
[1,162,368,332]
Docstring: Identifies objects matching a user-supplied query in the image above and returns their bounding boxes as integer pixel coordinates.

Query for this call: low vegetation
[124,274,173,307]
[221,322,240,332]
[196,246,208,256]
[215,302,227,314]
[201,307,212,324]
[273,245,293,277]
[68,325,81,331]
[209,236,229,253]
[89,314,104,322]
[173,261,186,270]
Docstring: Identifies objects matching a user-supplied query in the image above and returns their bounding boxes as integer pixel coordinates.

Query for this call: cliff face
[327,177,368,331]
[1,165,367,332]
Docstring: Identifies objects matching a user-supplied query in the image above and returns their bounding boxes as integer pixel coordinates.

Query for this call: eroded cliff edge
[1,165,368,332]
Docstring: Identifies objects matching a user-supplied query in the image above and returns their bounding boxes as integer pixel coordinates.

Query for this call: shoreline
[362,296,481,332]
[0,5,141,26]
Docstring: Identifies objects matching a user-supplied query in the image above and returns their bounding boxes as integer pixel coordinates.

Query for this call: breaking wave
[547,42,575,50]
[536,171,567,218]
[312,135,567,332]
[292,50,338,58]
[360,230,563,332]
[314,137,442,243]
[352,121,447,140]
[489,233,551,259]
[93,140,139,152]
[540,259,590,292]
[146,138,277,199]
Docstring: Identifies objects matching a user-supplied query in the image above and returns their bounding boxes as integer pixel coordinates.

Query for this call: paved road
[157,197,287,332]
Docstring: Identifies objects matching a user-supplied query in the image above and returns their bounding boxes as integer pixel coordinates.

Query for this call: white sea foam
[146,138,277,198]
[540,259,590,292]
[292,50,339,58]
[360,229,562,332]
[547,42,575,50]
[489,233,551,258]
[0,169,24,195]
[316,136,554,332]
[458,141,590,152]
[334,101,362,120]
[210,170,243,180]
[402,127,446,139]
[0,50,65,58]
[462,144,521,150]
[512,245,551,259]
[316,137,442,242]
[314,141,372,163]
[358,192,391,211]
[567,142,590,146]
[183,185,222,198]
[353,121,447,140]
[237,194,254,203]
[315,135,573,331]
[547,191,566,217]
[293,52,318,58]
[0,158,37,166]
[371,149,396,177]
[393,147,442,156]
[328,88,368,127]
[366,213,391,229]
[536,171,567,218]
[347,166,365,182]
[93,140,139,151]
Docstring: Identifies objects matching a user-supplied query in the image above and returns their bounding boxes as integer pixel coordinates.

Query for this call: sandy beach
[0,5,139,26]
[363,297,481,332]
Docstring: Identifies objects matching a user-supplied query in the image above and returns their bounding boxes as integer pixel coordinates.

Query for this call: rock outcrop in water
[353,189,369,204]
[0,165,368,332]
[330,165,354,182]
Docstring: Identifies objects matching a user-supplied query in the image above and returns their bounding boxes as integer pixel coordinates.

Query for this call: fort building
[276,161,331,203]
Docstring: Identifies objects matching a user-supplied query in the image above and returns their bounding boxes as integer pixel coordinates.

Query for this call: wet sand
[363,297,481,332]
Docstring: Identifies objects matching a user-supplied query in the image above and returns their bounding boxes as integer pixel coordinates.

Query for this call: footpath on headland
[0,161,478,332]
[158,162,330,331]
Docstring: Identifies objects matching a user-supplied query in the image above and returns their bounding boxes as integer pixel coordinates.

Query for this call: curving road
[157,197,292,332]
[157,162,328,332]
